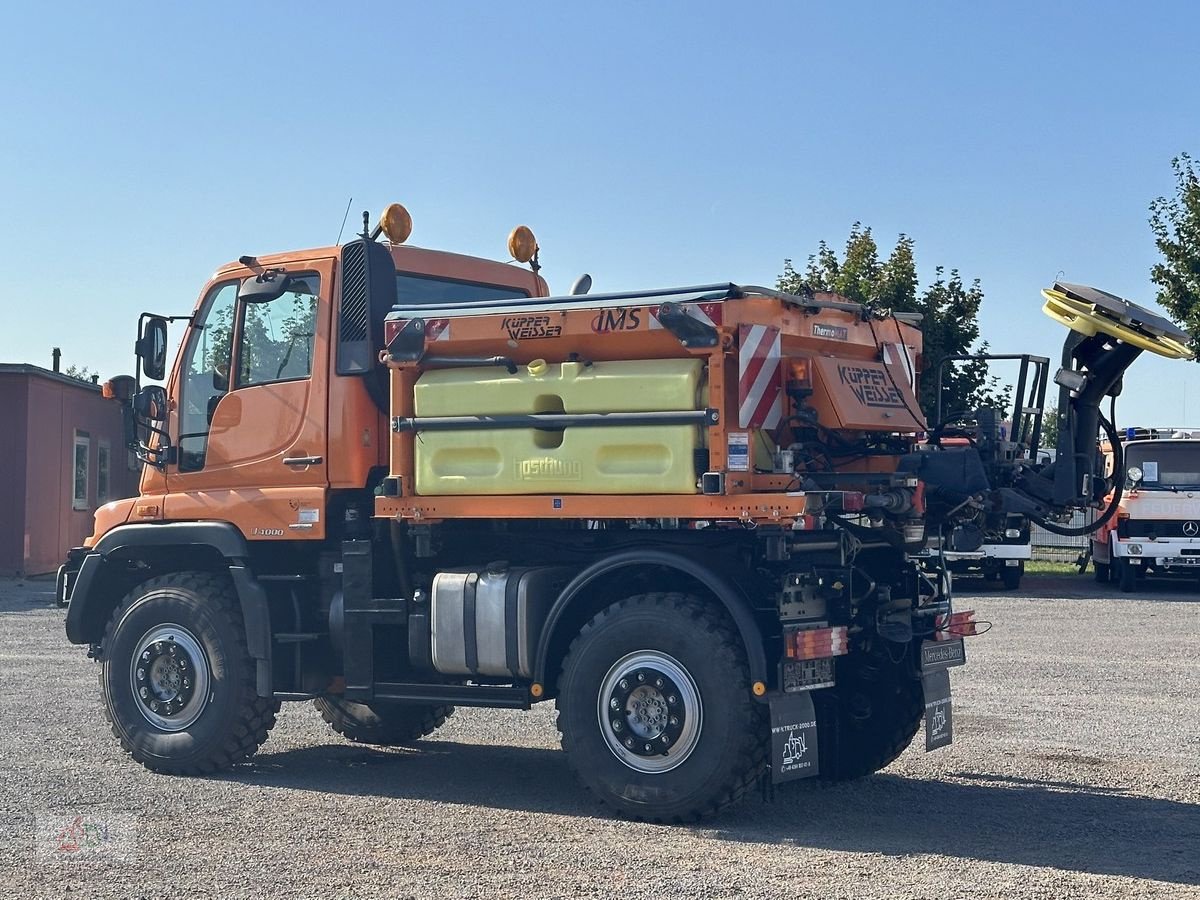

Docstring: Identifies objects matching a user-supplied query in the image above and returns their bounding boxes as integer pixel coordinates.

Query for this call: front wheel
[99,571,279,774]
[1118,559,1138,593]
[556,593,766,822]
[1001,562,1024,591]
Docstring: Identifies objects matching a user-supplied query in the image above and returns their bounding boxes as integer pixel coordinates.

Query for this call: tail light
[783,625,849,660]
[934,609,977,640]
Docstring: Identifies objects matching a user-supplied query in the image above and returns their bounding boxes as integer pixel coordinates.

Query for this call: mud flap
[920,638,964,751]
[921,668,953,751]
[769,691,820,783]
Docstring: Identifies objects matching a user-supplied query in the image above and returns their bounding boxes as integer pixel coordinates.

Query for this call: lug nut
[637,673,645,682]
[655,677,664,688]
[668,695,677,705]
[142,651,150,661]
[619,679,629,691]
[612,720,622,732]
[624,738,634,748]
[137,668,145,681]
[139,687,148,699]
[610,698,619,710]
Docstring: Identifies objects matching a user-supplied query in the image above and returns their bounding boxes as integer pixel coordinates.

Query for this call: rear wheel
[556,593,766,822]
[313,697,454,746]
[99,571,279,774]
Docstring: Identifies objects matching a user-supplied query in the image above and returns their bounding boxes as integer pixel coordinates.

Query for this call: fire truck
[1091,428,1200,591]
[57,206,1192,820]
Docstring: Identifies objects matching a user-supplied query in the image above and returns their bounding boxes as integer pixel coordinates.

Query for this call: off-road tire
[818,669,924,781]
[99,571,279,775]
[1001,562,1023,591]
[555,593,767,823]
[313,697,454,746]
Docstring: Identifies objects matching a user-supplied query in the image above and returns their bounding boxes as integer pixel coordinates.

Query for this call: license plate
[781,657,836,692]
[1163,557,1200,566]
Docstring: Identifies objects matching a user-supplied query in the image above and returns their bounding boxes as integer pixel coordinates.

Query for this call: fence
[1030,509,1095,562]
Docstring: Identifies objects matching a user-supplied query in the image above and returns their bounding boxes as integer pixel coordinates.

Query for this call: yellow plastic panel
[414,358,703,495]
[415,358,703,416]
[416,426,698,495]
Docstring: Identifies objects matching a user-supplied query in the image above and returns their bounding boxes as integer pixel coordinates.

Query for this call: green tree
[63,364,98,382]
[779,224,1009,424]
[1149,153,1200,356]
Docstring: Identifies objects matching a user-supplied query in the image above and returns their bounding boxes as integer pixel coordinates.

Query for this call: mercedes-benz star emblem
[1183,521,1199,537]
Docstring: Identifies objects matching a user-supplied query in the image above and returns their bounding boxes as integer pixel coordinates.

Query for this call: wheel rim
[597,650,703,774]
[129,624,211,732]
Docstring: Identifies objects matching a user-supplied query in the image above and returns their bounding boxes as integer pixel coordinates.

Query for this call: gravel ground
[1,574,1197,899]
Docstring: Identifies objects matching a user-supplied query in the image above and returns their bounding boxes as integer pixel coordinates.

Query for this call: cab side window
[237,274,320,386]
[178,282,238,472]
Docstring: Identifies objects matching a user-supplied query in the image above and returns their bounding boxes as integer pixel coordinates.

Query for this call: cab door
[163,257,333,541]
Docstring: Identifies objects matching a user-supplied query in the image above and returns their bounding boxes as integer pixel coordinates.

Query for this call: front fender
[62,521,272,696]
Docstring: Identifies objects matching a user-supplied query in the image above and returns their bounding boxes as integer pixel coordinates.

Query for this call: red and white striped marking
[425,319,450,341]
[648,302,723,330]
[738,324,783,429]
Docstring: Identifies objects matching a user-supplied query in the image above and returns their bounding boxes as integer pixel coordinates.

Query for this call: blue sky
[2,1,1198,423]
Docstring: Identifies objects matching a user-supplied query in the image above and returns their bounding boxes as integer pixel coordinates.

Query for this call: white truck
[1091,429,1200,591]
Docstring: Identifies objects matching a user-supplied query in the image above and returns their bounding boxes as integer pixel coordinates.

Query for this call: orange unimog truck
[59,208,1192,820]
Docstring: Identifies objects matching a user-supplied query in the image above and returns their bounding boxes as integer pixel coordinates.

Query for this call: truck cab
[1091,429,1200,591]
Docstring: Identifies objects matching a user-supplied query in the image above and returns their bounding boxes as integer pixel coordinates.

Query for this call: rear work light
[783,625,849,660]
[934,609,978,641]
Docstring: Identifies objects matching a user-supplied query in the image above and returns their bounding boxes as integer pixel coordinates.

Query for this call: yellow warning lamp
[508,225,540,270]
[379,203,413,245]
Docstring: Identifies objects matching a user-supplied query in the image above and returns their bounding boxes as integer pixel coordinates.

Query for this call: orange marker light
[788,358,812,390]
[508,225,538,264]
[379,203,413,244]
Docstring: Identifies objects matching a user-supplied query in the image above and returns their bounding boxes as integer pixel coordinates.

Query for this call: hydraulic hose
[1031,410,1123,537]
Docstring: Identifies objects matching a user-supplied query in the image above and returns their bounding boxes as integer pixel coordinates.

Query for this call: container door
[163,258,332,540]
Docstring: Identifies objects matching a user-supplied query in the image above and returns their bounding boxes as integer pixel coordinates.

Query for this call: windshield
[1125,441,1200,489]
[396,273,528,304]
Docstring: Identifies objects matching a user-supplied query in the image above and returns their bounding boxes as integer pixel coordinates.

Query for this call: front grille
[1117,519,1200,539]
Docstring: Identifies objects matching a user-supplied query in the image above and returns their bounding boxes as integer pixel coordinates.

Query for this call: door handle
[282,456,323,467]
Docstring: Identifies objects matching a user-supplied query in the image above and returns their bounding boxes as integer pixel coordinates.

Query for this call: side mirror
[239,271,293,304]
[133,385,169,422]
[136,317,168,382]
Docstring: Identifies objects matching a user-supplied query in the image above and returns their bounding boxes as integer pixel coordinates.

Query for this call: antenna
[335,197,353,245]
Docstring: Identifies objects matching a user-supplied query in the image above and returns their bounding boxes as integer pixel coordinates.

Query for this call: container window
[73,431,90,510]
